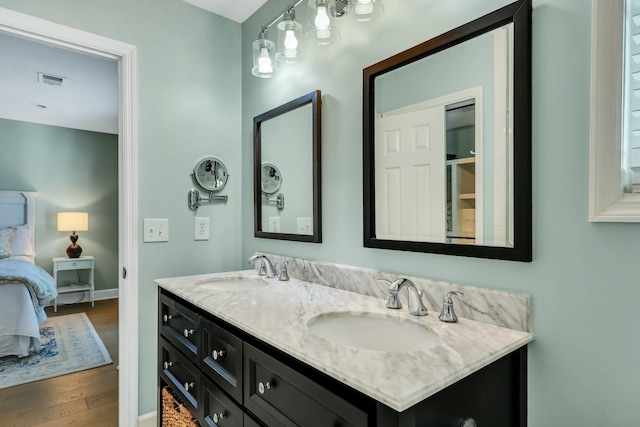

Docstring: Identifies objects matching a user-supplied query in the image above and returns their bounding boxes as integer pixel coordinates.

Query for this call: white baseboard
[49,288,118,307]
[138,411,156,427]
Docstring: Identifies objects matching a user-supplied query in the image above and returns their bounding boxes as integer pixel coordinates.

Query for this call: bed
[0,191,57,358]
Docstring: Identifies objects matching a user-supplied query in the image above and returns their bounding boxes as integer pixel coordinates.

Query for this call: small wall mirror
[193,157,228,192]
[262,163,283,194]
[254,90,322,242]
[363,0,531,261]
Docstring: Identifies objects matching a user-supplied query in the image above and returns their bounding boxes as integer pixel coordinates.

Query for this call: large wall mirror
[254,90,322,242]
[363,0,531,261]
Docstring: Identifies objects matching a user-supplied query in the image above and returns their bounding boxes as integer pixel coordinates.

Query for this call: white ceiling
[0,2,264,135]
[0,32,119,135]
[182,0,268,23]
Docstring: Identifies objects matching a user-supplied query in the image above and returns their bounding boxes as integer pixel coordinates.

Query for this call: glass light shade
[252,35,277,78]
[57,212,89,231]
[277,12,305,63]
[307,0,340,45]
[347,0,384,22]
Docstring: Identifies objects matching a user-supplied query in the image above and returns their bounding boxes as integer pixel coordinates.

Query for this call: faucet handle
[279,262,290,281]
[439,291,464,323]
[258,260,267,276]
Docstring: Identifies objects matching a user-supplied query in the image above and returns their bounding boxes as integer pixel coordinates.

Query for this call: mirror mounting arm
[263,193,285,211]
[188,189,228,210]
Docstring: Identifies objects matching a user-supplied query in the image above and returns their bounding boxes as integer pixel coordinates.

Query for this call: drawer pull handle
[71,262,77,266]
[258,381,271,395]
[460,418,477,427]
[184,381,195,391]
[212,350,225,360]
[163,361,173,370]
[183,328,195,338]
[212,412,225,423]
[163,314,173,323]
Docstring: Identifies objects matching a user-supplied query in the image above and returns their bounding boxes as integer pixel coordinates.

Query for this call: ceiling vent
[38,72,66,87]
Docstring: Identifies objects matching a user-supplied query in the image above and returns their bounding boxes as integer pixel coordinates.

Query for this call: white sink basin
[307,312,440,353]
[195,277,267,291]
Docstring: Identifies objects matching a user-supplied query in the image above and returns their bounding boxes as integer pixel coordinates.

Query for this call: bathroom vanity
[156,264,532,427]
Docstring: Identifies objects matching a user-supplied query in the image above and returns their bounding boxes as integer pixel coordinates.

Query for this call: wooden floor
[0,299,119,427]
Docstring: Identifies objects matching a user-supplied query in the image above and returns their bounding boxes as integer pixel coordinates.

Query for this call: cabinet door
[160,293,199,363]
[202,377,244,427]
[159,337,201,416]
[200,316,243,403]
[243,343,368,427]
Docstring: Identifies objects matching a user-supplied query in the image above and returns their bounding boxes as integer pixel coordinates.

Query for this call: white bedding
[0,257,46,358]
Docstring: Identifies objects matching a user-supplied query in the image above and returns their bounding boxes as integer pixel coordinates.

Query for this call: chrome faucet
[247,254,278,278]
[385,278,429,316]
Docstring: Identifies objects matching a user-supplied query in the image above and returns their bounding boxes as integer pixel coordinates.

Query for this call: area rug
[0,313,112,389]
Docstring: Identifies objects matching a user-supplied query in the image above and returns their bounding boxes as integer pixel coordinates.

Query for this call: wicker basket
[161,386,199,427]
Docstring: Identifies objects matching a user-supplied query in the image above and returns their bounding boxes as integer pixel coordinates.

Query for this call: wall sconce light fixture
[251,0,383,77]
[252,29,277,78]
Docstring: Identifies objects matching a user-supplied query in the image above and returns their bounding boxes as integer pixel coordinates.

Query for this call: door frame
[0,8,139,426]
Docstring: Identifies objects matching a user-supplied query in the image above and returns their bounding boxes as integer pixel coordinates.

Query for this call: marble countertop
[155,270,533,412]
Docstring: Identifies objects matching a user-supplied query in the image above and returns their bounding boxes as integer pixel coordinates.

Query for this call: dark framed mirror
[363,0,531,261]
[254,90,322,242]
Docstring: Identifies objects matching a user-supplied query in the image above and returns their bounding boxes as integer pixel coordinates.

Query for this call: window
[589,0,640,222]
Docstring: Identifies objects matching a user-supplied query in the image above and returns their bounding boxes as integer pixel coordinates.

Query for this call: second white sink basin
[195,277,267,291]
[307,312,440,353]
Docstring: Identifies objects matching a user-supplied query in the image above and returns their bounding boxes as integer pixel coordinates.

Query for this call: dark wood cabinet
[158,288,527,427]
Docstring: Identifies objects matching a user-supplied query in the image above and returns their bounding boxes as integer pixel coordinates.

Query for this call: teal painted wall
[0,118,118,292]
[242,0,640,426]
[0,0,243,415]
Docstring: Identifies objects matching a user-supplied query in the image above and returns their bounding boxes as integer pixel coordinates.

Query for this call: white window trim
[590,0,640,222]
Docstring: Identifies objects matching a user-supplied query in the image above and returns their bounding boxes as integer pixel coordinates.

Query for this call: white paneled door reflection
[375,106,446,241]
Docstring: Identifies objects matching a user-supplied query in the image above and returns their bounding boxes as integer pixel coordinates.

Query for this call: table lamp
[57,212,89,258]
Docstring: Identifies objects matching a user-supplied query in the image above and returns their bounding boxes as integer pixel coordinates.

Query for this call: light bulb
[355,0,374,15]
[284,29,298,58]
[315,6,331,29]
[258,47,273,73]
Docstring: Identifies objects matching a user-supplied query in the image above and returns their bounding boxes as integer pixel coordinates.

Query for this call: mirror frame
[254,90,322,242]
[362,0,531,261]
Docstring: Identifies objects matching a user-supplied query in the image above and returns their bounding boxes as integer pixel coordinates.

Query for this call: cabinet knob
[258,381,271,395]
[212,349,225,360]
[183,328,195,338]
[163,314,172,323]
[184,381,195,392]
[460,417,477,427]
[212,412,225,423]
[163,361,173,370]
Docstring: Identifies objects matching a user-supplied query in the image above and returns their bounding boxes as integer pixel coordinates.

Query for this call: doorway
[0,8,138,426]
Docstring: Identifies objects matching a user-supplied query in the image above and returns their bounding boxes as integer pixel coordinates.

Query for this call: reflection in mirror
[261,162,283,194]
[254,90,322,242]
[363,0,531,261]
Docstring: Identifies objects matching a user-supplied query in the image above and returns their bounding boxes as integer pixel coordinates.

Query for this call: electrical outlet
[143,219,169,242]
[194,217,210,241]
[297,217,312,235]
[268,217,280,233]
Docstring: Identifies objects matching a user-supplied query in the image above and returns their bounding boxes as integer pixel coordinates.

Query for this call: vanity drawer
[200,316,243,403]
[202,376,243,427]
[243,342,368,427]
[160,293,199,362]
[160,337,201,416]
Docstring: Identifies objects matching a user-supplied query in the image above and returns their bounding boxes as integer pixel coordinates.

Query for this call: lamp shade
[57,212,89,232]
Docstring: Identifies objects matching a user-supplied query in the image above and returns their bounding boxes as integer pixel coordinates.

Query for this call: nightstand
[52,256,95,312]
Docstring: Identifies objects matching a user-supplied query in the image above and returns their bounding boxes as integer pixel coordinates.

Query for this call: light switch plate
[194,217,210,240]
[143,219,169,242]
[297,217,312,234]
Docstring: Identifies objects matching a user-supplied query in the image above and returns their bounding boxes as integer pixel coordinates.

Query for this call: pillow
[11,224,35,257]
[0,227,16,259]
